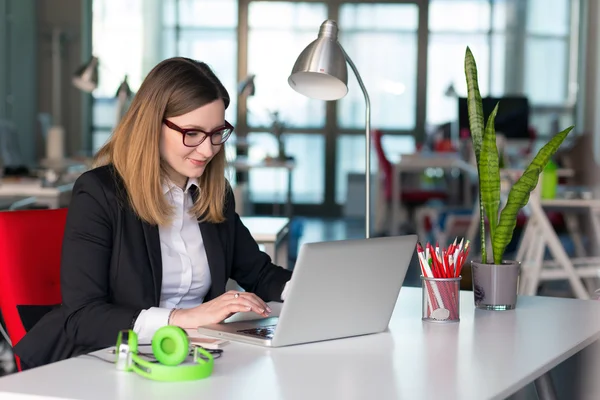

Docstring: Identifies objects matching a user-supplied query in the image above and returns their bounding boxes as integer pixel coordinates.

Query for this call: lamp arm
[341,47,372,238]
[51,28,63,126]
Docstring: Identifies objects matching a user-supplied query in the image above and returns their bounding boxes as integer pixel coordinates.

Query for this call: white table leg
[530,200,591,299]
[263,242,276,263]
[516,218,534,263]
[576,338,600,398]
[391,164,400,236]
[534,373,558,400]
[518,217,546,296]
[563,213,587,258]
[276,241,288,269]
[589,207,600,250]
[374,171,387,235]
[286,169,293,219]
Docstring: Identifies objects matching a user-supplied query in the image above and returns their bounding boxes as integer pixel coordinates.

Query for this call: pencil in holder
[421,276,462,323]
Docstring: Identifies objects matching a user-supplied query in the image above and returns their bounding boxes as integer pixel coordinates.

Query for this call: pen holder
[421,276,462,323]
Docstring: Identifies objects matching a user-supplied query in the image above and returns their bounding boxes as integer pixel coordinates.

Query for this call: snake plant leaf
[464,47,484,163]
[479,102,501,260]
[492,168,540,265]
[493,126,574,264]
[465,46,487,262]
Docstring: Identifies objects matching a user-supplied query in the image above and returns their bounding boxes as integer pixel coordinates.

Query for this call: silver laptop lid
[273,235,418,346]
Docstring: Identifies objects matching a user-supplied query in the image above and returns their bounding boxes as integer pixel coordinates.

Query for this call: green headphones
[115,326,214,382]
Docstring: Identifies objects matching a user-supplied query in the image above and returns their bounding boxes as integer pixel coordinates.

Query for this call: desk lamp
[115,75,133,124]
[72,56,99,93]
[288,19,372,238]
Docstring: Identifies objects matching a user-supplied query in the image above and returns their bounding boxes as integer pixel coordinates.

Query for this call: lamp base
[46,125,65,161]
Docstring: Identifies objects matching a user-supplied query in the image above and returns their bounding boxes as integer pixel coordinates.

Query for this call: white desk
[231,157,296,218]
[240,216,290,267]
[226,216,290,292]
[0,181,73,209]
[2,289,600,400]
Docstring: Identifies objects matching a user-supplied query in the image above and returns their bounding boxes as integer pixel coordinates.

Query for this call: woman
[14,57,292,369]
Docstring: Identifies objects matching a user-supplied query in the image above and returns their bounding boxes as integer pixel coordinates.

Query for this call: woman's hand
[170,290,272,329]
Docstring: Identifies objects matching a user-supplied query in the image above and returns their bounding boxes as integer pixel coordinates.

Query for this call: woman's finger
[225,302,258,315]
[237,293,271,314]
[234,297,269,316]
[225,292,270,315]
[223,299,269,318]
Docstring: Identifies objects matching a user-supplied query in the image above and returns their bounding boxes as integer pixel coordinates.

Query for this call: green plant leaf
[479,102,501,261]
[464,46,486,262]
[493,126,574,264]
[477,200,486,263]
[464,47,484,163]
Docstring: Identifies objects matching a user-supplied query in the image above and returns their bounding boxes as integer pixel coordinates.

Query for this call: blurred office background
[2,0,599,272]
[3,0,600,279]
[2,0,594,214]
[1,0,600,383]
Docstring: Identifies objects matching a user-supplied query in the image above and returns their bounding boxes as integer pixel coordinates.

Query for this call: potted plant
[464,47,573,310]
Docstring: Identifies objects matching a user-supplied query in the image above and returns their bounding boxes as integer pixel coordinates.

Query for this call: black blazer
[13,165,292,369]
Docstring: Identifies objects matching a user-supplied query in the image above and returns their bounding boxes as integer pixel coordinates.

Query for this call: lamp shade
[72,56,99,93]
[288,20,348,101]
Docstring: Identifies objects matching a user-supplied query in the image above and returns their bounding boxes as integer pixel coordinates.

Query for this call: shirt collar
[162,178,199,195]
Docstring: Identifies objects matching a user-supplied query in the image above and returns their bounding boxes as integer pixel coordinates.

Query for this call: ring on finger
[234,292,240,299]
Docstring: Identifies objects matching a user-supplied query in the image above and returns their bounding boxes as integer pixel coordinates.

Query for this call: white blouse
[133,178,211,343]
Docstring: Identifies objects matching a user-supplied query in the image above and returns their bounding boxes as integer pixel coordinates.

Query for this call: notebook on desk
[196,235,418,347]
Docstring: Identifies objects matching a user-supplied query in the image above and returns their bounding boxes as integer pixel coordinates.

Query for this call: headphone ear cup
[152,326,189,366]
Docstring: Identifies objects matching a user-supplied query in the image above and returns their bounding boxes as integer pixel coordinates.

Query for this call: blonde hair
[94,57,231,226]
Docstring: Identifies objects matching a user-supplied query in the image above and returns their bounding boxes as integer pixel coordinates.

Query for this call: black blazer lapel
[200,222,226,301]
[141,222,162,305]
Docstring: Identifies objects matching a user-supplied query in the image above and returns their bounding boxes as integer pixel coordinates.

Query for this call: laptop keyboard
[237,325,276,339]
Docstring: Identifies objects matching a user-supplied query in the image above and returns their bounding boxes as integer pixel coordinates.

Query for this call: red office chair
[373,129,448,204]
[373,130,448,234]
[0,208,67,371]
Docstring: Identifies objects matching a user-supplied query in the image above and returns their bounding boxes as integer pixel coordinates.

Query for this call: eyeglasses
[163,119,234,147]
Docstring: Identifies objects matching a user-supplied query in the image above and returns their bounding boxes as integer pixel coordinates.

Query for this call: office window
[91,0,238,153]
[524,0,571,105]
[163,0,237,28]
[176,29,238,124]
[91,0,145,151]
[526,0,570,35]
[246,2,327,205]
[247,2,327,128]
[524,39,568,104]
[427,0,493,127]
[336,134,415,204]
[426,0,575,136]
[92,0,145,99]
[338,3,419,130]
[164,0,239,124]
[490,33,508,96]
[247,133,325,204]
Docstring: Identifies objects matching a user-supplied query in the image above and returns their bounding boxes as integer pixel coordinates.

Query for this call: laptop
[196,234,418,347]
